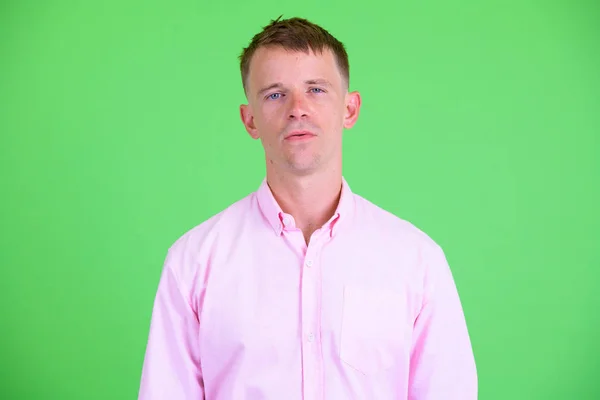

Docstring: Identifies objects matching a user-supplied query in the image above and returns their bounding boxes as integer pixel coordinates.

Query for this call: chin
[288,168,319,177]
[286,161,321,175]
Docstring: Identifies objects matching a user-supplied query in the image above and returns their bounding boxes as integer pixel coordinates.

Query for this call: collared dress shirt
[138,178,477,399]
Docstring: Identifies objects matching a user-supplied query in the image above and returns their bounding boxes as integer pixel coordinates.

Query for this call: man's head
[239,17,361,177]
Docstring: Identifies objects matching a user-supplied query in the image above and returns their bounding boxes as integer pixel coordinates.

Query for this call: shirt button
[282,216,291,226]
[307,332,314,342]
[305,259,313,267]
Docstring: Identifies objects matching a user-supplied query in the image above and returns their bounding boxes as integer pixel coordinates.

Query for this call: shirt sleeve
[138,259,204,399]
[408,243,478,400]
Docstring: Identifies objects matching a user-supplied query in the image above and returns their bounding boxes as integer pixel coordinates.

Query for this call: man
[138,16,477,399]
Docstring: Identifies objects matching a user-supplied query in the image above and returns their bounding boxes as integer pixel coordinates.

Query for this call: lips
[284,130,316,140]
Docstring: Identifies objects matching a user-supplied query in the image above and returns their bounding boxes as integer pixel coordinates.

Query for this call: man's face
[240,46,360,176]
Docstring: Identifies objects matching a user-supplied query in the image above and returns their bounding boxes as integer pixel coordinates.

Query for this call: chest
[197,235,422,374]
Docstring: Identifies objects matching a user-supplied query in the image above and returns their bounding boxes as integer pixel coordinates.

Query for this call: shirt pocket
[339,285,408,376]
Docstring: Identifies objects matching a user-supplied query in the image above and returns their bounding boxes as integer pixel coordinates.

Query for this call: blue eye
[267,93,281,100]
[310,88,325,93]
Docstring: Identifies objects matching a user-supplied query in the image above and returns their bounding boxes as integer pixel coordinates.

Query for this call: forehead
[247,46,341,91]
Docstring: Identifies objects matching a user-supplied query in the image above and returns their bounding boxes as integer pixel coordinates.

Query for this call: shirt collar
[256,177,355,237]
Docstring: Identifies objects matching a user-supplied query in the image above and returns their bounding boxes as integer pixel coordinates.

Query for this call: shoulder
[162,191,257,280]
[351,194,453,290]
[352,193,445,258]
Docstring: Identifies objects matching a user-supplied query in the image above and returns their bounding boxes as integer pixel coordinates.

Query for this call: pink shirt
[138,178,477,399]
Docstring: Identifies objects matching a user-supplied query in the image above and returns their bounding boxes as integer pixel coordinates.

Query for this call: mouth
[284,130,316,141]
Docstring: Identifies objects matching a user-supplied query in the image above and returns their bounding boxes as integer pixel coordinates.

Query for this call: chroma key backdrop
[1,1,598,399]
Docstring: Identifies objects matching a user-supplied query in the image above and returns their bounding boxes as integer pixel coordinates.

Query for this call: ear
[240,104,260,139]
[343,91,362,129]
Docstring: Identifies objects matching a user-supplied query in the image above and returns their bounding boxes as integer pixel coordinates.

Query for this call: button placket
[300,241,323,399]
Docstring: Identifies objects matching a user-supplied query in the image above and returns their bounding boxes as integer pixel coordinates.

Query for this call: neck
[266,167,342,242]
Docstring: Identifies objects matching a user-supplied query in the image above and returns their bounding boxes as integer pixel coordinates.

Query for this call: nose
[287,91,309,120]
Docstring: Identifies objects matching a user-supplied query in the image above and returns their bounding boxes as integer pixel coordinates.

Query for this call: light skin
[240,45,361,243]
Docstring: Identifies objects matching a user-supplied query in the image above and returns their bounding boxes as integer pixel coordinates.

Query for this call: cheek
[258,105,284,127]
[253,111,274,134]
[320,104,345,129]
[255,117,285,145]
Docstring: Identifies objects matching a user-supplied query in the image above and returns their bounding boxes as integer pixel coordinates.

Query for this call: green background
[1,0,598,398]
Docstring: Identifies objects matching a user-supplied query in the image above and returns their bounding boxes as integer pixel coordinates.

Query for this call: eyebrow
[256,79,333,97]
[257,83,284,97]
[305,78,332,87]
